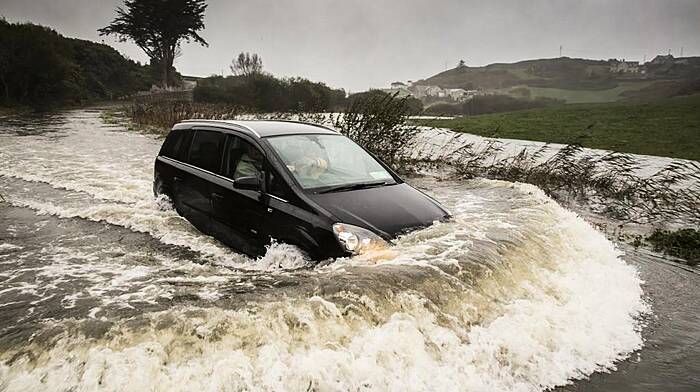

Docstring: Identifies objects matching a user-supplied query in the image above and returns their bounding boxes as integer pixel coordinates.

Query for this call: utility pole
[681,46,684,57]
[643,54,646,63]
[559,45,563,57]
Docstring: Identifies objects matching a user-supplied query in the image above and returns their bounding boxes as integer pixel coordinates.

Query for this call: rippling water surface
[0,109,698,391]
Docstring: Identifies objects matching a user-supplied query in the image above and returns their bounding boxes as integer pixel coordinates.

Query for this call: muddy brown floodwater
[0,109,698,391]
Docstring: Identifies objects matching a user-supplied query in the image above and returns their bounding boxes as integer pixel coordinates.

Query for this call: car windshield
[266,134,396,190]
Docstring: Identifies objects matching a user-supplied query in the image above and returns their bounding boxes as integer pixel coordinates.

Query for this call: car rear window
[187,130,225,173]
[161,129,193,162]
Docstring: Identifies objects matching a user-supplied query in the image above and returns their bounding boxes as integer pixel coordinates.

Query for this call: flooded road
[0,109,698,391]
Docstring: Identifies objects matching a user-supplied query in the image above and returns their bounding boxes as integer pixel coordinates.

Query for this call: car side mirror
[233,176,261,191]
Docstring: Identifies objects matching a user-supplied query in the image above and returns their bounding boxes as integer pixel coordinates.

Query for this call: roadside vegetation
[424,94,561,116]
[193,74,347,113]
[127,89,421,131]
[193,60,422,114]
[332,92,420,168]
[646,228,700,266]
[417,94,700,161]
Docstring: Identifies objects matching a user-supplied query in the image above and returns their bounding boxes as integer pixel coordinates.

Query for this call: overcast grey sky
[2,0,699,91]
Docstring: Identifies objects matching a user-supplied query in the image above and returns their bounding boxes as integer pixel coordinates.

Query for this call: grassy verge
[416,94,700,161]
[646,228,700,266]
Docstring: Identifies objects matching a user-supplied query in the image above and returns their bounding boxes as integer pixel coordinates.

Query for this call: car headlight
[332,223,388,254]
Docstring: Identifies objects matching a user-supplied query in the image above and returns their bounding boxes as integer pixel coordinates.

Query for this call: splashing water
[0,109,658,391]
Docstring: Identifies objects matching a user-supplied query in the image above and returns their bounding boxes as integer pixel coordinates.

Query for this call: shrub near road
[193,74,347,112]
[418,94,700,161]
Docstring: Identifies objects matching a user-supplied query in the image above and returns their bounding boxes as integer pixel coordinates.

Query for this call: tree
[458,59,466,68]
[230,52,263,77]
[99,0,208,87]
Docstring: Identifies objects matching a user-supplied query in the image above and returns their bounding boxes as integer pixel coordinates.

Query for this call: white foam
[0,243,23,251]
[0,184,648,392]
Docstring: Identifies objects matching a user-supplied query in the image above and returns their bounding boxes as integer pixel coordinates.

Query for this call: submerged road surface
[0,110,698,391]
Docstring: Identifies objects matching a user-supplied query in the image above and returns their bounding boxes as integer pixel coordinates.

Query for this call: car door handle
[211,192,224,200]
[173,176,183,182]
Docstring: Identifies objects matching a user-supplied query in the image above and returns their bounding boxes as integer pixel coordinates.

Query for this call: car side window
[187,130,225,173]
[173,131,193,161]
[161,129,194,162]
[160,129,181,158]
[225,136,264,180]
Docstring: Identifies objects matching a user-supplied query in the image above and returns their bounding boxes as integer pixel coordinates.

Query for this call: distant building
[608,59,640,73]
[181,75,201,90]
[407,85,432,98]
[386,82,479,101]
[446,88,470,101]
[425,85,444,97]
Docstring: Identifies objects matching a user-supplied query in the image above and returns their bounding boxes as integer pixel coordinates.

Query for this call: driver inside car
[234,144,263,179]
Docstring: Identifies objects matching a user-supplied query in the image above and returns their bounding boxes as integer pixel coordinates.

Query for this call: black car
[153,120,451,260]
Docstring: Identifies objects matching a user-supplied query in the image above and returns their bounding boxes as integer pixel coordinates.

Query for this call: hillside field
[416,94,700,161]
[418,57,700,104]
[493,81,656,103]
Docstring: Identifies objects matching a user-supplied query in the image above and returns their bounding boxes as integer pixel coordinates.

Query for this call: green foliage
[128,101,245,129]
[418,94,700,161]
[347,90,423,115]
[193,74,346,112]
[425,95,560,116]
[0,19,152,108]
[647,228,700,265]
[99,0,208,87]
[334,91,420,169]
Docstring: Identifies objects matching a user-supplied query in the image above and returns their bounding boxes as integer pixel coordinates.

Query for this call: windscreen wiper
[317,180,387,194]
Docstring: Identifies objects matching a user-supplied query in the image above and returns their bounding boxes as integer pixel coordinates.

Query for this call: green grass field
[527,82,655,103]
[416,94,700,161]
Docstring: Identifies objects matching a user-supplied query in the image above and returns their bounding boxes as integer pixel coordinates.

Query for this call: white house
[609,59,640,73]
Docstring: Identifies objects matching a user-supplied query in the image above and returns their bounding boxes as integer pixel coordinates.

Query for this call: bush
[127,101,245,129]
[646,228,700,265]
[346,90,423,115]
[193,74,346,112]
[424,94,561,116]
[333,91,419,169]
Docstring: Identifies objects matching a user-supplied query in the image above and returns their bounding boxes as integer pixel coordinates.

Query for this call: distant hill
[0,20,154,108]
[417,56,700,103]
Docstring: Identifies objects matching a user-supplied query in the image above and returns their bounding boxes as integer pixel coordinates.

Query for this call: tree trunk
[162,57,169,88]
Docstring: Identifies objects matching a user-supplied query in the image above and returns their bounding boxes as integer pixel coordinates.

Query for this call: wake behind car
[153,120,451,260]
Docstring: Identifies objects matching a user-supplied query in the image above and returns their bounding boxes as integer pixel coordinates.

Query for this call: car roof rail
[178,118,338,136]
[271,119,338,133]
[179,119,260,137]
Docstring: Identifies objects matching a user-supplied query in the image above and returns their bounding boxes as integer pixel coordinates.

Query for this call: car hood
[308,183,449,238]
